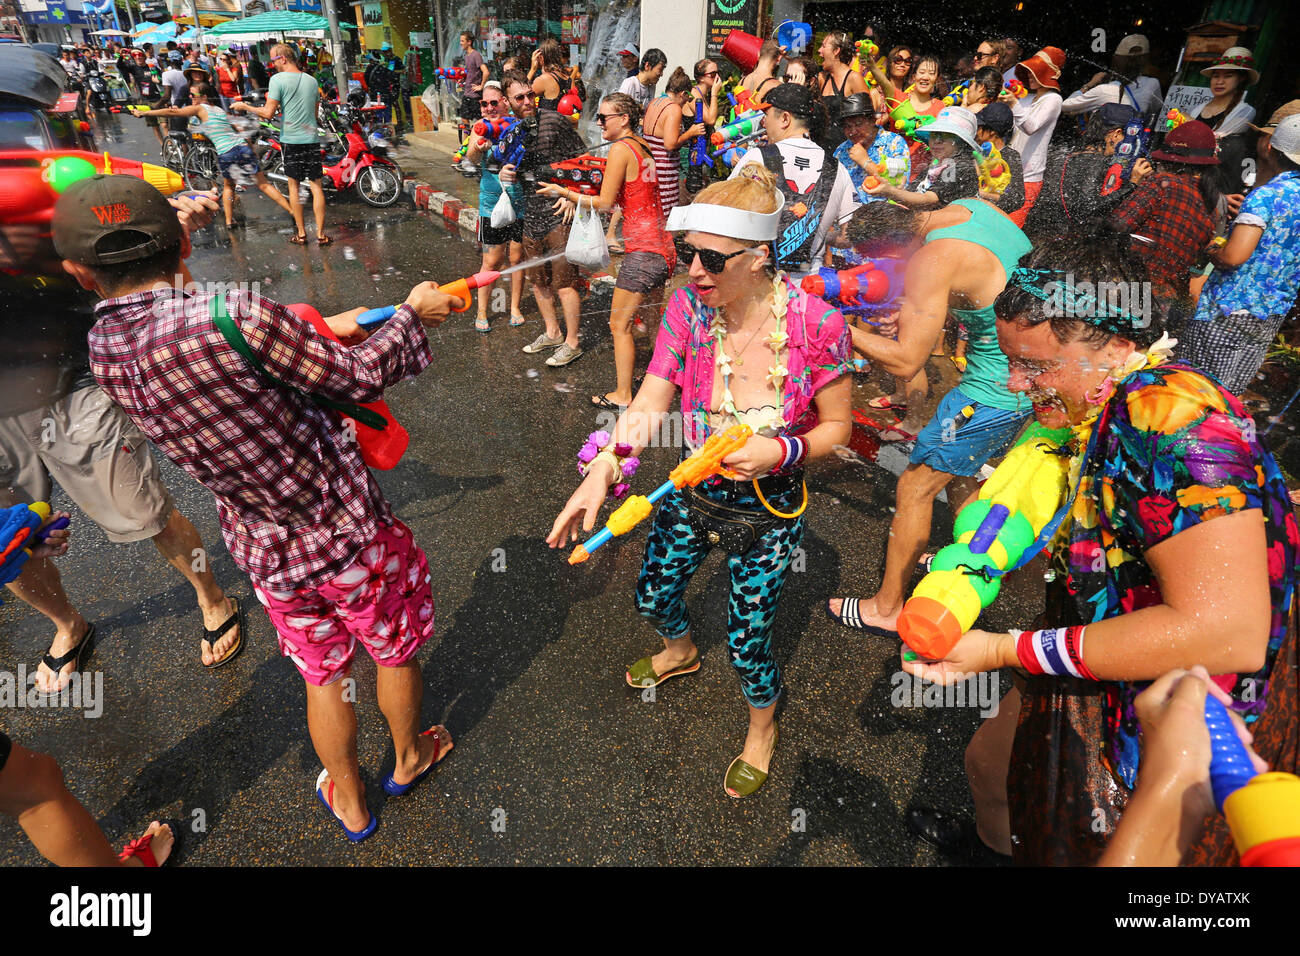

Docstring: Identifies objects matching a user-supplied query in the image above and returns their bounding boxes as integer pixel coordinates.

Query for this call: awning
[207,11,356,35]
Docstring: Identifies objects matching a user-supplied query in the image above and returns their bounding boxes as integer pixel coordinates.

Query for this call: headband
[665,195,785,241]
[1006,266,1147,337]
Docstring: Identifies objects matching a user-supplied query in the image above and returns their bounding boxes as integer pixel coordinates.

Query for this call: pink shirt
[646,277,851,449]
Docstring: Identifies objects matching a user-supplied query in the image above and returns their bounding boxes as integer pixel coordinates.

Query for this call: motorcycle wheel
[356,164,402,207]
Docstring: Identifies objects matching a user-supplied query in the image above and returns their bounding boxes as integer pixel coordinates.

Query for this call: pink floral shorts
[253,521,434,685]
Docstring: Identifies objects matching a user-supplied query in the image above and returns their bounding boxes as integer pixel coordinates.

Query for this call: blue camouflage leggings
[634,482,804,708]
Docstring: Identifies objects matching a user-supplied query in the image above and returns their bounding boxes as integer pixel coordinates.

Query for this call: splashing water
[497,250,567,278]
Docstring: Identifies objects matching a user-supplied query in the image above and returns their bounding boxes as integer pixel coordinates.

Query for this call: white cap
[1270,114,1300,165]
[618,44,639,58]
[1115,34,1149,56]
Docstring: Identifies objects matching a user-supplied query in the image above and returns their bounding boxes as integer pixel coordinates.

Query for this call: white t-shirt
[1010,91,1062,183]
[161,68,189,105]
[1061,75,1163,118]
[729,137,860,264]
[1191,98,1257,138]
[619,75,654,108]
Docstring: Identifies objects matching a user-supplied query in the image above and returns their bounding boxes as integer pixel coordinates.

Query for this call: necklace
[709,274,792,425]
[720,308,768,366]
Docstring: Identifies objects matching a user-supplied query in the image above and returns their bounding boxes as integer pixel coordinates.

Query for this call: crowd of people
[2,19,1299,870]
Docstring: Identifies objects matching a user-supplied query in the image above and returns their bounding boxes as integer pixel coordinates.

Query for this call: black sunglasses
[595,112,625,124]
[682,242,758,274]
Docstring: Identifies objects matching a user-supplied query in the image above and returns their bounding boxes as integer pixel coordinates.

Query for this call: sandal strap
[43,624,94,671]
[203,599,239,641]
[118,833,158,867]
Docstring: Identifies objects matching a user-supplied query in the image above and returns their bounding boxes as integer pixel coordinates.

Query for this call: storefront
[351,0,425,58]
[19,0,90,43]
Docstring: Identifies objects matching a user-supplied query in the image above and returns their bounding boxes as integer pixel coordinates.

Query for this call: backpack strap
[208,293,387,431]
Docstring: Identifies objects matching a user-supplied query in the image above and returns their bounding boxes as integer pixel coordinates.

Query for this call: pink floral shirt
[646,276,851,449]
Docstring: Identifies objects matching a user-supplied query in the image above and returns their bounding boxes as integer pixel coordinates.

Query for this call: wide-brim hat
[915,106,979,150]
[1248,98,1299,134]
[1015,46,1066,92]
[1150,119,1219,165]
[1201,46,1258,86]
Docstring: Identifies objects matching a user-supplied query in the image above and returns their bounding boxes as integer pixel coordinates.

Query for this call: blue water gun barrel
[1206,694,1256,811]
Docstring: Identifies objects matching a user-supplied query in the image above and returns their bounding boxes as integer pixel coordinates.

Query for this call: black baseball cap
[759,82,815,118]
[53,175,183,266]
[1097,102,1138,132]
[977,102,1014,138]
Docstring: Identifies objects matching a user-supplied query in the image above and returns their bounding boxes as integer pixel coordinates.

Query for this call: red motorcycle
[262,104,403,208]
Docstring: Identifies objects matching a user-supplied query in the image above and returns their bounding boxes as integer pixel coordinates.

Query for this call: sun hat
[1014,46,1066,92]
[1248,99,1300,134]
[1200,46,1258,86]
[1268,114,1300,165]
[915,106,979,150]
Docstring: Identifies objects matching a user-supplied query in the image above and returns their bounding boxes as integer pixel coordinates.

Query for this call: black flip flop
[590,394,627,410]
[825,597,899,638]
[38,623,96,695]
[202,597,245,669]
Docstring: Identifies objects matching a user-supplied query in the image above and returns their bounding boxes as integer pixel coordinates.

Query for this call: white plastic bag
[490,190,516,228]
[564,198,610,270]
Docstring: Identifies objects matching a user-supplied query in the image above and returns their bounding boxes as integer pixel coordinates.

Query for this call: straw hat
[1200,46,1258,86]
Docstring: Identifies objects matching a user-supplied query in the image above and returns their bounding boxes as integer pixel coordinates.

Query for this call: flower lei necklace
[709,272,791,428]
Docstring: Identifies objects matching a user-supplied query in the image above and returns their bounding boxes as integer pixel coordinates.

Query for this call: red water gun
[0,150,184,229]
[1004,79,1027,98]
[549,155,606,196]
[284,303,409,471]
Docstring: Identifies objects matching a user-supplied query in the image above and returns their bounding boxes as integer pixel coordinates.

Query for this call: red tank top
[616,137,676,267]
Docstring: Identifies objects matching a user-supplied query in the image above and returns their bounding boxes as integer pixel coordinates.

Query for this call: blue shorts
[909,387,1031,477]
[218,143,258,183]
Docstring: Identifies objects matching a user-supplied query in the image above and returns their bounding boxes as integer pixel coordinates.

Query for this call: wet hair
[825,30,854,66]
[693,162,782,265]
[783,55,819,90]
[641,48,667,72]
[502,70,530,96]
[995,233,1163,349]
[85,233,182,298]
[912,53,941,77]
[1082,111,1121,147]
[969,66,1002,103]
[842,199,925,251]
[759,39,781,62]
[665,66,692,96]
[601,92,641,130]
[537,39,565,70]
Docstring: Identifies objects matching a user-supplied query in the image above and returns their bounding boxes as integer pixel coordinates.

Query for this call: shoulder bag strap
[209,293,387,431]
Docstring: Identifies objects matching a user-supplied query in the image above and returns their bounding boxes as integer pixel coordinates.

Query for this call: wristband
[1013,625,1095,680]
[775,436,808,471]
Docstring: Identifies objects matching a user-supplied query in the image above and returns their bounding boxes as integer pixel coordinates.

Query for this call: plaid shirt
[1109,171,1215,303]
[89,288,432,589]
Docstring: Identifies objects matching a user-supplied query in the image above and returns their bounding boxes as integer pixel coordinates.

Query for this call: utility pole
[322,0,349,100]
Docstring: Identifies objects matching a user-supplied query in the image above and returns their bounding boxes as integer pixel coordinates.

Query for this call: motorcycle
[84,70,111,113]
[261,104,403,208]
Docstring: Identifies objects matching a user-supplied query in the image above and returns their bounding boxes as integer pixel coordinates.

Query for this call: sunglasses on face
[893,55,913,63]
[682,243,757,274]
[595,112,625,124]
[703,70,719,78]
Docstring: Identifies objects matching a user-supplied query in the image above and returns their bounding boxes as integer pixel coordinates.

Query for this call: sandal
[825,597,899,638]
[202,597,245,669]
[315,769,378,843]
[590,394,627,410]
[317,234,334,246]
[509,313,526,327]
[381,726,454,796]
[625,653,700,689]
[38,623,96,696]
[289,233,308,244]
[118,830,163,867]
[724,725,778,798]
[867,396,907,413]
[877,423,918,443]
[475,317,490,333]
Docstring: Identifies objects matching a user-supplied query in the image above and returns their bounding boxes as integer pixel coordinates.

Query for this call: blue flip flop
[381,726,451,796]
[826,597,900,638]
[315,769,378,843]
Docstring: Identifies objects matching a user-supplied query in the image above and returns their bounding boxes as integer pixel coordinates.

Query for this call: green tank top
[194,104,244,156]
[925,198,1033,411]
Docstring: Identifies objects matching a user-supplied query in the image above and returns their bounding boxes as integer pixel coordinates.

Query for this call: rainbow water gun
[472,115,519,143]
[898,423,1072,660]
[0,502,69,591]
[1004,78,1027,98]
[569,424,753,564]
[726,83,758,118]
[975,140,1011,195]
[800,258,905,320]
[851,39,880,85]
[893,111,936,138]
[711,111,763,147]
[1206,695,1300,866]
[0,150,184,230]
[1165,107,1192,132]
[354,270,501,327]
[942,80,971,108]
[859,156,906,189]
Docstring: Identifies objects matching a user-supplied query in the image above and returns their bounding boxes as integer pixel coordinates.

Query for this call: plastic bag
[564,198,609,270]
[490,190,516,228]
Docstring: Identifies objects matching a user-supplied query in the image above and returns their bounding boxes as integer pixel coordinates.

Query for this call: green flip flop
[625,653,700,689]
[724,725,778,799]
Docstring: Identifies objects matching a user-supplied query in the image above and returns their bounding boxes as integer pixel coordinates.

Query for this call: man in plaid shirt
[54,175,459,843]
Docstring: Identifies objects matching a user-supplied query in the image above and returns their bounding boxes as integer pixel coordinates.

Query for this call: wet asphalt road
[0,116,1048,866]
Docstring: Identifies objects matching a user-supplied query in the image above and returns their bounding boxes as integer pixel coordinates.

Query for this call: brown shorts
[614,251,670,294]
[0,385,175,543]
[522,224,579,292]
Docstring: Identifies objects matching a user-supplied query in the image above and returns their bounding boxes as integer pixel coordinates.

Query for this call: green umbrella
[207,12,357,36]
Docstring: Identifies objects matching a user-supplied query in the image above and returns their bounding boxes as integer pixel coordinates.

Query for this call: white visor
[665,196,786,242]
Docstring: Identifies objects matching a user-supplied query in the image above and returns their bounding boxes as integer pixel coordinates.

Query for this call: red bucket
[720,29,763,74]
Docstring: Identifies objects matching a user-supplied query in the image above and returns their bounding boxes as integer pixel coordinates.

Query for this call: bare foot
[199,595,240,666]
[35,619,91,695]
[737,721,778,775]
[121,821,175,867]
[392,725,455,787]
[827,595,901,632]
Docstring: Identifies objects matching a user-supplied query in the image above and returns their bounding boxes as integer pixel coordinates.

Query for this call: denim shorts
[910,386,1031,477]
[218,142,258,183]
